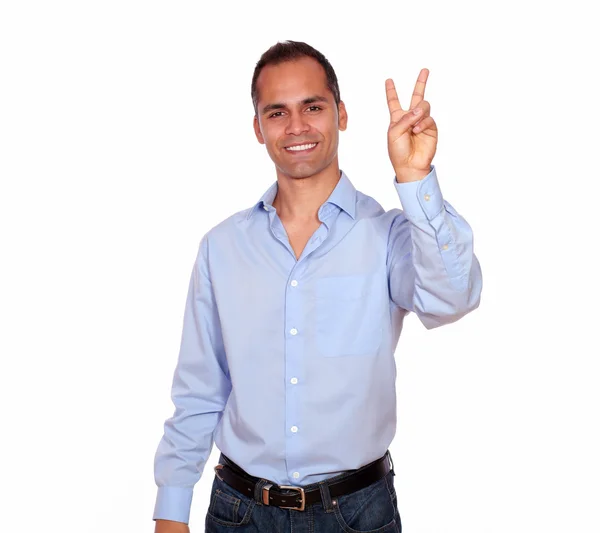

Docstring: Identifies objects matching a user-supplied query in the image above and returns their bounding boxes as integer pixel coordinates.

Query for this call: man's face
[253,57,348,180]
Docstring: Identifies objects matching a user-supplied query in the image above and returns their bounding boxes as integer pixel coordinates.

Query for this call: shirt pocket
[315,274,384,357]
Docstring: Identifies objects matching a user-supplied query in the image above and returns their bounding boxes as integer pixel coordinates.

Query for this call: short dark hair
[251,40,341,116]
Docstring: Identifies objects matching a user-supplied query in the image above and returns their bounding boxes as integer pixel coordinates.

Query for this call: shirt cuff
[153,486,194,524]
[393,165,443,222]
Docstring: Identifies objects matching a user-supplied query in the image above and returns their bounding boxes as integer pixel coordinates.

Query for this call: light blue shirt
[153,165,483,523]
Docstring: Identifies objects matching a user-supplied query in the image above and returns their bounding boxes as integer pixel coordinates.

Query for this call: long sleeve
[153,235,232,524]
[387,165,482,329]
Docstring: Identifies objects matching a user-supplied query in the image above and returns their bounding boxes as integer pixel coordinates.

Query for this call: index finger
[385,78,404,119]
[410,68,429,110]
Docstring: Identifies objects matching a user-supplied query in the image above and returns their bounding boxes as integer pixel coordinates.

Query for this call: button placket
[284,268,304,482]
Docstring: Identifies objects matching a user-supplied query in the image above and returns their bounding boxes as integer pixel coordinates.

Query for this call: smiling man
[153,40,482,533]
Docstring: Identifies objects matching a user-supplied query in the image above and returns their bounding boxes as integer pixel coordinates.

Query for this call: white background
[1,1,598,532]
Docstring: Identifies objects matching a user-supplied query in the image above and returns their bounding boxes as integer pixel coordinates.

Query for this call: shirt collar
[246,169,357,221]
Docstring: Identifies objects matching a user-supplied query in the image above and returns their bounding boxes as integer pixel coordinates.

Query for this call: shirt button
[290,328,298,335]
[291,426,298,433]
[290,280,298,287]
[290,377,298,384]
[263,205,268,211]
[424,194,431,201]
[293,472,300,479]
[442,244,449,250]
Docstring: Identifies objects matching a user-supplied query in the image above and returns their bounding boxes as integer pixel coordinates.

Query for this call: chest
[282,221,321,261]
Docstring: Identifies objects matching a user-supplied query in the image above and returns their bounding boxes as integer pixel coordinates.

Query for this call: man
[153,40,482,533]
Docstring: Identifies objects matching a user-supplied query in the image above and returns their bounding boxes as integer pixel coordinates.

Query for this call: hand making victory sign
[386,68,438,183]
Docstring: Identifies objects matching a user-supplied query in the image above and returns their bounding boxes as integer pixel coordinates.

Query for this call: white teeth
[285,143,317,152]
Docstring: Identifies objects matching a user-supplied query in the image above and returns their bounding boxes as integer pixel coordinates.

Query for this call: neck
[272,160,341,221]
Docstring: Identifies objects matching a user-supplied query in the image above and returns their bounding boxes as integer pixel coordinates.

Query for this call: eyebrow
[261,95,329,115]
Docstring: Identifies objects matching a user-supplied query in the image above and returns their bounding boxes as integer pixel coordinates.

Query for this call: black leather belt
[214,451,394,512]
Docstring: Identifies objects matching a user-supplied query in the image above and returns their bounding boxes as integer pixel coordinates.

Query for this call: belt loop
[387,449,395,477]
[319,481,335,513]
[253,478,269,505]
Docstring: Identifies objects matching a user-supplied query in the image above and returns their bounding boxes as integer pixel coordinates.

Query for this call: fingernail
[413,108,422,115]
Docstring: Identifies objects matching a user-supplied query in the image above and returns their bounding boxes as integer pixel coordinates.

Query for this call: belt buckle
[276,485,306,511]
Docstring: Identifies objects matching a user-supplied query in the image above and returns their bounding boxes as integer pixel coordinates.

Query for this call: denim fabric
[205,454,401,533]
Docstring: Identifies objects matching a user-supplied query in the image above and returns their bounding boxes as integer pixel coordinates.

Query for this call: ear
[338,100,348,131]
[253,115,265,144]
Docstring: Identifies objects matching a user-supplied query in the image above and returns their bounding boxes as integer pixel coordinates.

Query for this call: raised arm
[385,70,482,327]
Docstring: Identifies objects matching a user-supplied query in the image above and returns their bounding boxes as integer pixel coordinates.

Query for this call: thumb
[389,108,423,139]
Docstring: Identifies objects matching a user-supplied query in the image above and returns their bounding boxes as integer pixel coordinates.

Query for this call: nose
[285,111,310,136]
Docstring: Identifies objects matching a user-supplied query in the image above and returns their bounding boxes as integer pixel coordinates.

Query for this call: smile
[284,142,318,153]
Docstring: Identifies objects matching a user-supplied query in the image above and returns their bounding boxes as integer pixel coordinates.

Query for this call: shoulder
[355,188,407,229]
[195,204,255,256]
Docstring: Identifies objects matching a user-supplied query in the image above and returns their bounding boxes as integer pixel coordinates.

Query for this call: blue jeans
[205,454,402,532]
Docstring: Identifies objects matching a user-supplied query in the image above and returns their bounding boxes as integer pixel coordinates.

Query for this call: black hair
[251,40,341,116]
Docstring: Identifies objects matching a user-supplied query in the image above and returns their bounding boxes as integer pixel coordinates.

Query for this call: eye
[268,106,321,119]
